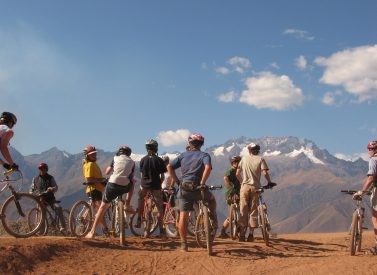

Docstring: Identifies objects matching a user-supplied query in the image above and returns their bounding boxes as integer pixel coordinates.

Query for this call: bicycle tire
[195,211,206,248]
[259,205,270,246]
[350,211,358,256]
[1,193,45,238]
[203,205,213,255]
[357,215,363,252]
[27,207,47,236]
[187,209,196,236]
[69,200,93,238]
[229,204,238,240]
[62,209,70,236]
[118,199,125,245]
[164,207,179,238]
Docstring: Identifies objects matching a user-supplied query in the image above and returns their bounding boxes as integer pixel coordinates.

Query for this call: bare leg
[372,209,377,245]
[86,201,110,238]
[178,211,188,243]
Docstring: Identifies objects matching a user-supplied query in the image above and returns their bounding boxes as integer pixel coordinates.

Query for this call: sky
[0,0,376,159]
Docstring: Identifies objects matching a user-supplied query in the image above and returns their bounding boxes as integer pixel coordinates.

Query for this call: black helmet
[117,146,132,156]
[247,143,260,151]
[145,139,158,152]
[0,112,17,127]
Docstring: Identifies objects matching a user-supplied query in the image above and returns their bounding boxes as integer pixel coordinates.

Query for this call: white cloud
[218,91,237,103]
[239,72,305,111]
[295,55,307,70]
[215,66,230,75]
[315,44,377,102]
[270,62,280,69]
[228,56,251,73]
[322,90,342,106]
[283,28,315,41]
[157,129,190,147]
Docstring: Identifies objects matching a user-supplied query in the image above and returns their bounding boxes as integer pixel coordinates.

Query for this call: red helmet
[117,146,132,156]
[367,141,377,150]
[38,163,48,170]
[83,145,97,156]
[230,156,241,163]
[188,133,204,144]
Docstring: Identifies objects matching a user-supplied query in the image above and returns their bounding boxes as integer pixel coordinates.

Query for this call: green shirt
[224,167,240,198]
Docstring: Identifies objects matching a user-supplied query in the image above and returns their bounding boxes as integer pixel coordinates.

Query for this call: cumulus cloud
[315,44,377,102]
[239,72,305,111]
[228,56,251,73]
[295,55,308,70]
[157,129,190,147]
[283,28,315,41]
[215,66,230,75]
[218,91,237,102]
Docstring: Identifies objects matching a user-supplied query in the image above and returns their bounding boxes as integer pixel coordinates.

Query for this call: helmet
[38,163,48,170]
[162,155,170,163]
[367,141,377,150]
[188,133,204,146]
[145,139,158,151]
[83,145,97,156]
[0,112,17,126]
[247,143,260,151]
[230,156,241,163]
[117,146,132,156]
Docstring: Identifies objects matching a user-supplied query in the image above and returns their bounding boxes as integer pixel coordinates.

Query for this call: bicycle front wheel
[118,199,125,245]
[229,204,239,240]
[69,200,93,237]
[195,211,206,248]
[350,211,359,256]
[203,205,213,255]
[259,205,270,246]
[1,193,45,238]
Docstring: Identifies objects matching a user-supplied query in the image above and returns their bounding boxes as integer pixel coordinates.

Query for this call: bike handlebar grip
[3,168,14,176]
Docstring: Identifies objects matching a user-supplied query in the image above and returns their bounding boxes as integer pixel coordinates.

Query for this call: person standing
[353,140,377,254]
[236,143,272,242]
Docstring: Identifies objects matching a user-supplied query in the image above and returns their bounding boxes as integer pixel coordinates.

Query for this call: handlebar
[194,185,223,191]
[341,190,372,196]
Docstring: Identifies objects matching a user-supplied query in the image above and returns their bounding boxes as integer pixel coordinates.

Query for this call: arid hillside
[1,231,376,274]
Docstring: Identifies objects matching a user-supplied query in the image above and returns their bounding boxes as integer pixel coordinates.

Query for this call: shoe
[135,217,141,228]
[180,242,188,252]
[239,235,246,242]
[125,205,136,214]
[247,234,254,242]
[59,227,67,236]
[218,229,229,239]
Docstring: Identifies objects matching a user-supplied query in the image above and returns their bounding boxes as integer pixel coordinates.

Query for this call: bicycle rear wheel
[1,193,45,238]
[69,200,93,237]
[118,199,125,245]
[259,204,270,246]
[27,207,47,236]
[350,211,359,256]
[229,204,239,240]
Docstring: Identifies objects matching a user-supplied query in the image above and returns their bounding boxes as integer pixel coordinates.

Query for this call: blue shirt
[170,150,211,185]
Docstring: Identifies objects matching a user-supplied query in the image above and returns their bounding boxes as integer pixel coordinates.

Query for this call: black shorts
[87,189,103,202]
[178,188,214,211]
[103,182,131,203]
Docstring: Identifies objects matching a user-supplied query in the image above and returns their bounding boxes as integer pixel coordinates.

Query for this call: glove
[11,163,19,170]
[3,163,11,170]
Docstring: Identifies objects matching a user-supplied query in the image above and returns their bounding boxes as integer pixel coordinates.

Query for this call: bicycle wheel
[259,204,270,246]
[164,207,179,238]
[27,207,48,236]
[350,211,359,256]
[1,193,45,238]
[357,216,363,252]
[69,200,93,238]
[187,209,196,236]
[195,210,206,248]
[118,199,125,245]
[229,204,238,240]
[144,199,153,238]
[203,205,213,255]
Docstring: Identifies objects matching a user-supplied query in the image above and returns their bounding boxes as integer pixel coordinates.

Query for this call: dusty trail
[0,232,376,274]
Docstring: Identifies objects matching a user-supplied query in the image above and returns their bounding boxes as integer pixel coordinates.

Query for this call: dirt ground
[0,231,377,275]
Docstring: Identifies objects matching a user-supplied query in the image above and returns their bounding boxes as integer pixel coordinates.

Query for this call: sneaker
[239,235,246,242]
[135,217,141,228]
[180,242,188,252]
[125,205,136,214]
[247,234,254,242]
[218,229,229,239]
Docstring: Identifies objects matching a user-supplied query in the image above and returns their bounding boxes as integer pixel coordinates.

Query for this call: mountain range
[4,136,371,234]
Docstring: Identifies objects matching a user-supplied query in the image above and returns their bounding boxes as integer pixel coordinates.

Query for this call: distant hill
[8,136,370,233]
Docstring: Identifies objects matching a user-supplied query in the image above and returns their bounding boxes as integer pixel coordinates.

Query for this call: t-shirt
[238,154,269,187]
[83,161,103,193]
[170,150,212,186]
[139,154,167,190]
[224,167,240,198]
[367,156,377,177]
[108,155,135,186]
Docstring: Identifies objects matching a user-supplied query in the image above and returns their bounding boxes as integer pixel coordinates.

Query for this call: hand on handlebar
[352,190,363,200]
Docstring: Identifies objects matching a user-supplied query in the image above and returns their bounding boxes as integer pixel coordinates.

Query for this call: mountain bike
[256,182,276,246]
[162,188,179,238]
[228,193,240,240]
[27,192,70,236]
[194,185,222,256]
[129,190,159,237]
[341,189,371,256]
[0,169,45,238]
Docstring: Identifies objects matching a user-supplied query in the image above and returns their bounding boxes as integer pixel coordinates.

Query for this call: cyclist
[0,112,18,171]
[353,140,377,254]
[218,155,241,238]
[136,139,167,239]
[82,145,108,236]
[86,146,135,239]
[236,143,272,242]
[29,163,66,233]
[168,133,218,252]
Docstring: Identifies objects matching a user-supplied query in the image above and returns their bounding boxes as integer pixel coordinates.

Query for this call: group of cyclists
[1,110,377,255]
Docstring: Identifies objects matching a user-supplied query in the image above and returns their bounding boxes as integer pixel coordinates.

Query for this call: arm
[200,164,212,186]
[167,164,179,188]
[262,169,272,183]
[0,130,15,164]
[47,176,58,193]
[105,166,113,175]
[360,175,375,193]
[236,167,242,183]
[224,176,232,189]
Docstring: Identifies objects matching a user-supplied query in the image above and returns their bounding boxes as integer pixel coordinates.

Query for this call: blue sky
[0,0,376,159]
